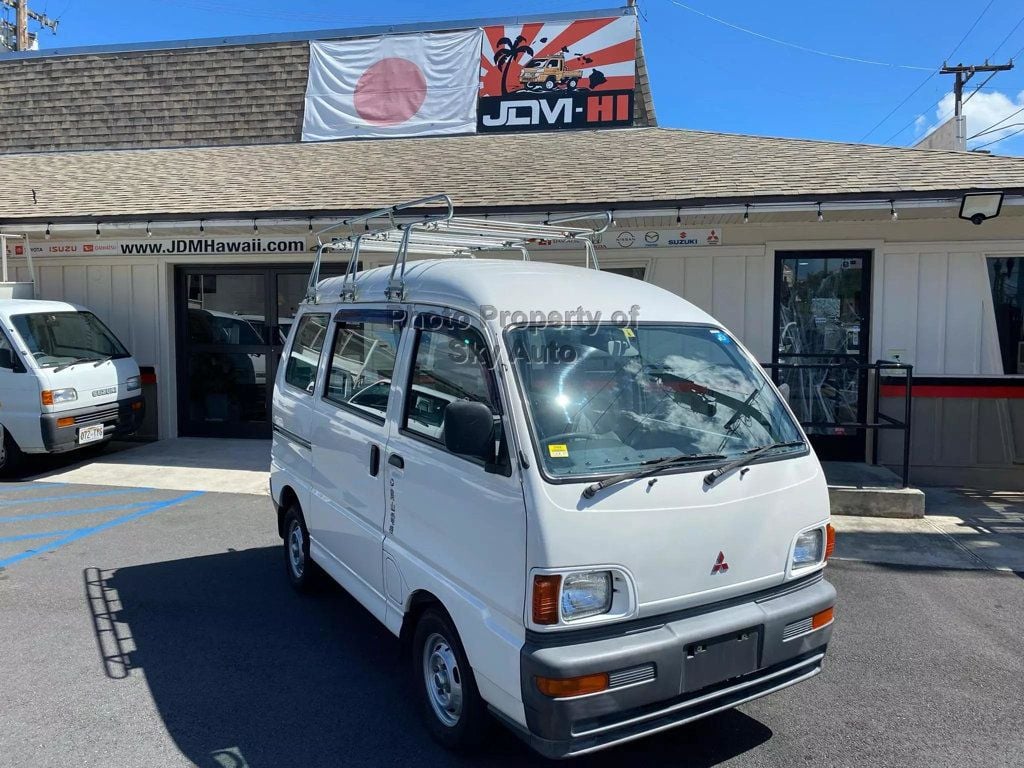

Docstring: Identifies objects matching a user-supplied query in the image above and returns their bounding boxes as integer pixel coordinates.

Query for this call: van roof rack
[305,194,610,303]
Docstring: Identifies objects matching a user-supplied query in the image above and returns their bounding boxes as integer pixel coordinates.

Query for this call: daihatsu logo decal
[711,551,729,575]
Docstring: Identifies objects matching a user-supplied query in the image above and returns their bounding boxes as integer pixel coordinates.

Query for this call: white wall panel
[914,252,948,374]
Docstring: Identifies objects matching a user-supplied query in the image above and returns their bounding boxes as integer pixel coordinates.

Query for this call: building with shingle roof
[0,7,1022,488]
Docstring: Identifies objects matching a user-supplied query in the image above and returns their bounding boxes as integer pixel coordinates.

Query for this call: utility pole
[0,0,58,51]
[940,61,1014,150]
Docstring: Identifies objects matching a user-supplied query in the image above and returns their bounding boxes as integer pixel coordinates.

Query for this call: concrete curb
[828,485,926,519]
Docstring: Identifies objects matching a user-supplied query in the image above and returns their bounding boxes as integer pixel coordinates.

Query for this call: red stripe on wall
[880,384,1024,399]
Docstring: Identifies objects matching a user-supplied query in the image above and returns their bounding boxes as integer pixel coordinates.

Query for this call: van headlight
[126,375,141,392]
[41,388,77,405]
[792,528,825,567]
[561,571,612,621]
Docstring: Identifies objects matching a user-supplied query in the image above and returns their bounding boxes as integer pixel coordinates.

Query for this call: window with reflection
[324,314,403,420]
[989,257,1024,374]
[284,314,330,394]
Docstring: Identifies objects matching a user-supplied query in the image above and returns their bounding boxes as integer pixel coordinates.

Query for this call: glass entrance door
[773,251,872,461]
[175,265,345,438]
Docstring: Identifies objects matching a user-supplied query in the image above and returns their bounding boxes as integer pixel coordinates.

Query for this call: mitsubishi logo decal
[711,551,729,575]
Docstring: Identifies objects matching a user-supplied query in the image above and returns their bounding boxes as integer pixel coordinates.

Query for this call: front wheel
[0,427,24,479]
[413,609,488,751]
[544,77,556,90]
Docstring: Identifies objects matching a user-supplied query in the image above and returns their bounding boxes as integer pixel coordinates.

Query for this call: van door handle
[388,453,404,469]
[369,444,381,476]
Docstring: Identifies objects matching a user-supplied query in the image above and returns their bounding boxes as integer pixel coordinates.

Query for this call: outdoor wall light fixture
[890,201,898,221]
[253,219,259,234]
[44,223,51,240]
[95,222,101,236]
[743,204,750,223]
[816,204,824,222]
[959,192,1004,225]
[308,218,313,232]
[676,207,682,224]
[146,221,152,237]
[199,219,205,234]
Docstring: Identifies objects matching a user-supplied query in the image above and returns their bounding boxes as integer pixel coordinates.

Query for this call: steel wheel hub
[288,521,305,578]
[423,632,462,727]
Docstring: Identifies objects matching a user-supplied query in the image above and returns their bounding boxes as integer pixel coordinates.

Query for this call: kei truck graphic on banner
[478,15,636,132]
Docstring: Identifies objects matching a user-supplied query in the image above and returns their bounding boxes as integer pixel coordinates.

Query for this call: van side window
[404,325,500,450]
[284,314,329,394]
[324,314,403,421]
[0,330,17,370]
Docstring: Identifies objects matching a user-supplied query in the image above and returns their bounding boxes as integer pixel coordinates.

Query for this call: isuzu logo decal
[91,386,116,397]
[711,551,729,575]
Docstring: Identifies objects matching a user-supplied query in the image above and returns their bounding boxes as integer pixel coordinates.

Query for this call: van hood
[524,452,830,619]
[37,357,140,411]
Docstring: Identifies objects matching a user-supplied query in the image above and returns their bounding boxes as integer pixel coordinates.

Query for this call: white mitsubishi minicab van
[0,298,144,476]
[270,199,836,759]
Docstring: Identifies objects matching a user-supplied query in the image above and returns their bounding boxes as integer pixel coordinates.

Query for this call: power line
[945,0,997,61]
[990,12,1024,58]
[973,124,1024,150]
[665,0,933,70]
[969,104,1024,138]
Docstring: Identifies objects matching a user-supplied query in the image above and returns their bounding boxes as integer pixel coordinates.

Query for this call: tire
[283,504,318,592]
[413,608,489,751]
[544,77,556,91]
[0,427,24,479]
[567,78,579,90]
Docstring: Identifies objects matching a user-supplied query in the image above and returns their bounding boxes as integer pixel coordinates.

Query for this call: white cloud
[917,88,1024,153]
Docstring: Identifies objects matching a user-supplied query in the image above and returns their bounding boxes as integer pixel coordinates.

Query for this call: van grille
[74,407,119,425]
[609,663,656,688]
[782,617,813,641]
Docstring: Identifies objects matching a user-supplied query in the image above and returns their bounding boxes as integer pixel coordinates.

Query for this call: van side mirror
[0,347,17,371]
[443,400,496,463]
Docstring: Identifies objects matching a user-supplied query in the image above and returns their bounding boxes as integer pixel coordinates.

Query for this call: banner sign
[302,29,483,141]
[478,16,636,132]
[530,228,723,250]
[6,236,310,258]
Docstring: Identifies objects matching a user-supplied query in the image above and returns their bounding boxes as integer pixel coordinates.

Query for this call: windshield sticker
[548,443,569,458]
[622,328,636,338]
[711,330,732,345]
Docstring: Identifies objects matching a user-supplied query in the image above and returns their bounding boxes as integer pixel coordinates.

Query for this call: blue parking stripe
[0,500,154,524]
[0,529,77,543]
[0,487,148,506]
[0,491,204,568]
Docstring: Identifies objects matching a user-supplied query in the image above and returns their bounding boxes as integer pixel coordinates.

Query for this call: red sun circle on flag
[354,57,428,126]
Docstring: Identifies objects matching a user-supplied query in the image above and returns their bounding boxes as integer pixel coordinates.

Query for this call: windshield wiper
[91,356,112,367]
[582,453,726,499]
[53,357,97,373]
[703,441,806,487]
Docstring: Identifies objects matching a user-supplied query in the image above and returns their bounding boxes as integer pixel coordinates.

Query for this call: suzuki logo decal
[711,551,729,575]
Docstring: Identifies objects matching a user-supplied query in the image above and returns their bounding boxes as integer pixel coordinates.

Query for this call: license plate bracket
[683,627,760,692]
[77,424,105,445]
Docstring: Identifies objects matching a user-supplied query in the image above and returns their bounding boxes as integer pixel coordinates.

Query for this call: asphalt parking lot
[1,481,1022,768]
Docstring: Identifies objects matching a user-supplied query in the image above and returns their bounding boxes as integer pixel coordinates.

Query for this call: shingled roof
[1,127,1022,224]
[0,9,656,153]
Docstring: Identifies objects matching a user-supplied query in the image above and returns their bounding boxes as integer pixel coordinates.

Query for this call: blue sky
[20,0,1024,155]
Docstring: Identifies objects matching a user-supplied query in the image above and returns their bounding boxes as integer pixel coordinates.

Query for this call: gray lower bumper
[516,574,835,759]
[40,396,145,453]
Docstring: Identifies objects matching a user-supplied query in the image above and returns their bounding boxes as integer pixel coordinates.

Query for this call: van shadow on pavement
[86,547,772,768]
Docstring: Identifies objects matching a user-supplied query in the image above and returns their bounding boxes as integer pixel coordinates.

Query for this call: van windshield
[12,311,130,369]
[506,324,804,479]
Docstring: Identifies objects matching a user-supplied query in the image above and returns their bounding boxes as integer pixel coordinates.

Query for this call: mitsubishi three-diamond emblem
[711,551,729,575]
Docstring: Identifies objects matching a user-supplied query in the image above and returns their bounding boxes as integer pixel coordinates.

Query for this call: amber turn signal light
[535,672,609,698]
[131,401,143,411]
[532,574,561,625]
[56,417,75,428]
[811,606,834,630]
[40,390,54,406]
[825,523,836,560]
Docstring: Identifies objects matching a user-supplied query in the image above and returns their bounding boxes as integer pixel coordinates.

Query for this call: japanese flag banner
[302,29,483,141]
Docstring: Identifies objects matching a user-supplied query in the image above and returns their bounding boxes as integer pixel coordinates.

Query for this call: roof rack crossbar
[308,197,608,304]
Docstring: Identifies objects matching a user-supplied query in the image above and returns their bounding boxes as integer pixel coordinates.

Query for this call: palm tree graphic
[493,35,534,95]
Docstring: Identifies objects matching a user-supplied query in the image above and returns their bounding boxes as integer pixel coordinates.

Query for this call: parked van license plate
[78,424,105,444]
[683,628,760,692]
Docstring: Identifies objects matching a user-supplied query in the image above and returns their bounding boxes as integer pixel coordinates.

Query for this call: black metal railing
[760,359,914,487]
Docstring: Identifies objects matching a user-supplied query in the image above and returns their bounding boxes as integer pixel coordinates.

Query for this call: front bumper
[41,396,145,452]
[516,572,835,759]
